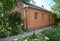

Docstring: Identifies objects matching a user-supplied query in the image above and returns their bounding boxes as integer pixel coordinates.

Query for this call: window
[35,12,38,21]
[42,14,44,21]
[49,15,50,21]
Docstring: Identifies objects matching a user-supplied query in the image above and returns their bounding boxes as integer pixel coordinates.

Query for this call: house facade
[23,3,56,30]
[13,1,56,31]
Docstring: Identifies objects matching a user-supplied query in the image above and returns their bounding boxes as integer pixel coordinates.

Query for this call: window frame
[49,15,50,21]
[42,13,44,21]
[34,12,38,21]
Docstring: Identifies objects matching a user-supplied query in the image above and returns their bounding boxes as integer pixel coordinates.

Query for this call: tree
[52,0,60,13]
[51,0,60,18]
[0,0,17,27]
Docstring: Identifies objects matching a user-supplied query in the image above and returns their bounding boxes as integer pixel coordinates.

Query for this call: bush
[42,23,60,41]
[0,28,7,38]
[6,12,22,36]
[0,12,22,38]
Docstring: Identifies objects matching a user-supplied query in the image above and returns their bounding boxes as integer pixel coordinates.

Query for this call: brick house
[13,1,56,31]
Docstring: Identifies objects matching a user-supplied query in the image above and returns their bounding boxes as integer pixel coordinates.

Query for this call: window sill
[35,20,38,21]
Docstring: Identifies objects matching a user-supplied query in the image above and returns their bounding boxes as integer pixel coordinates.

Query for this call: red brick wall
[13,1,24,21]
[26,7,55,29]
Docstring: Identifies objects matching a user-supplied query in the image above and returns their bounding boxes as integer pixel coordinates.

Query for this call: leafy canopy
[52,0,60,13]
[51,0,60,18]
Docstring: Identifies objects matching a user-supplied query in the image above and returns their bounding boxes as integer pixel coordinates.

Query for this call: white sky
[32,0,53,11]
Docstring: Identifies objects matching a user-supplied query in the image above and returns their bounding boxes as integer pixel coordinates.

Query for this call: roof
[24,3,52,13]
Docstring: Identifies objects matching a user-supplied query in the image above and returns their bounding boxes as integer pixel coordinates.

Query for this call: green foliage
[16,33,45,41]
[42,28,57,41]
[0,0,16,11]
[7,12,21,36]
[42,23,60,41]
[57,14,60,18]
[0,28,7,38]
[7,12,21,25]
[52,0,60,15]
[51,0,60,18]
[0,14,3,25]
[15,23,60,41]
[0,13,22,38]
[56,23,60,41]
[52,12,60,18]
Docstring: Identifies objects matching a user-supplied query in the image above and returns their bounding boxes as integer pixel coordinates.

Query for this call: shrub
[42,23,60,41]
[0,12,22,38]
[0,28,7,38]
[6,12,22,36]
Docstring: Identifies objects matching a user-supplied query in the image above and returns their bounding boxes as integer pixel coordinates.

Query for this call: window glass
[35,12,38,20]
[42,14,44,21]
[49,15,50,21]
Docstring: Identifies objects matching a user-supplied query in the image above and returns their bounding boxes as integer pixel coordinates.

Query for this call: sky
[32,0,53,11]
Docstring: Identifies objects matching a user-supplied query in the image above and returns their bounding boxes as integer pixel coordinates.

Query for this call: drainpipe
[23,10,26,31]
[23,5,28,31]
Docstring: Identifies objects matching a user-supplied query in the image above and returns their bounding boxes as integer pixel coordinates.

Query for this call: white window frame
[35,12,38,21]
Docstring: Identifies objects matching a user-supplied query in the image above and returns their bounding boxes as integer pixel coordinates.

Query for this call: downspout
[23,10,26,31]
[23,5,28,31]
[26,5,29,30]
